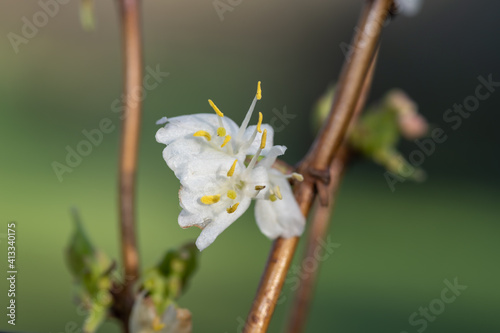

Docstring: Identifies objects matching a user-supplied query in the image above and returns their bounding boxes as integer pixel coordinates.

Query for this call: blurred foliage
[312,85,427,182]
[66,208,113,333]
[66,208,198,333]
[142,242,199,316]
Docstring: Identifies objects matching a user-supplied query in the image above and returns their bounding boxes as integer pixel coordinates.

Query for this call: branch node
[308,167,331,185]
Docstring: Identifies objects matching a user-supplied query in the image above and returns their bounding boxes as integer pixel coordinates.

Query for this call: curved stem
[243,1,393,331]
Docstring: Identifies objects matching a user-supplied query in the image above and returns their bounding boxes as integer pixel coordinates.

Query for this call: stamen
[227,159,238,177]
[239,126,258,153]
[200,195,221,205]
[227,190,237,199]
[208,99,224,117]
[246,131,266,172]
[236,84,264,152]
[291,172,304,181]
[221,135,231,148]
[260,129,267,149]
[269,194,278,202]
[236,85,259,141]
[256,81,262,100]
[217,127,226,136]
[257,112,263,133]
[255,185,266,191]
[153,317,165,331]
[193,130,211,141]
[274,186,282,200]
[226,203,240,214]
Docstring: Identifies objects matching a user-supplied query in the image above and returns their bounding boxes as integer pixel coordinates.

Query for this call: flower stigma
[227,190,237,199]
[217,127,226,136]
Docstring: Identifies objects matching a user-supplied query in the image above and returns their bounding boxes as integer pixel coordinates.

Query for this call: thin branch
[285,145,349,333]
[243,1,393,332]
[304,0,390,172]
[285,48,379,333]
[114,0,143,330]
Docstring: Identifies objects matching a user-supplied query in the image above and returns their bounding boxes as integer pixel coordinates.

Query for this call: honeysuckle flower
[129,292,192,333]
[156,82,305,251]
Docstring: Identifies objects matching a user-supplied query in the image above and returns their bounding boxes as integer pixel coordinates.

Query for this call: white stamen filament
[236,96,257,142]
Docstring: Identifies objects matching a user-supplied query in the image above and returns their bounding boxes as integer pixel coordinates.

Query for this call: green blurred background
[1,0,499,332]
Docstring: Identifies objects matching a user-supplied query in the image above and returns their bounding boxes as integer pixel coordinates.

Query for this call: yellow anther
[269,194,278,202]
[257,112,263,133]
[200,195,221,205]
[221,135,231,148]
[255,185,266,191]
[274,186,283,200]
[260,129,267,149]
[227,159,238,177]
[193,130,211,141]
[153,317,165,331]
[208,99,224,117]
[256,81,262,100]
[217,127,226,136]
[227,190,237,200]
[226,202,240,214]
[292,172,304,182]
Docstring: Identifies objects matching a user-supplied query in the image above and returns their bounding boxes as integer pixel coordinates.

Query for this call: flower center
[198,134,269,214]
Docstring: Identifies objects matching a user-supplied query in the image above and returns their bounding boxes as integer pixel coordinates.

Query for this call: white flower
[129,292,192,333]
[156,82,305,251]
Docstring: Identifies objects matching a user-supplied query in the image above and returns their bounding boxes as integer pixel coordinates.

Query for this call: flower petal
[195,197,252,251]
[248,166,270,200]
[178,209,211,229]
[178,187,220,218]
[156,114,239,145]
[258,145,287,169]
[161,137,204,178]
[162,136,243,181]
[254,172,305,239]
[180,156,244,190]
[160,305,192,333]
[129,291,156,333]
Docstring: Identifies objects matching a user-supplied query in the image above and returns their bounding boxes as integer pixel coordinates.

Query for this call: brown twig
[114,0,143,330]
[285,48,379,333]
[243,1,393,332]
